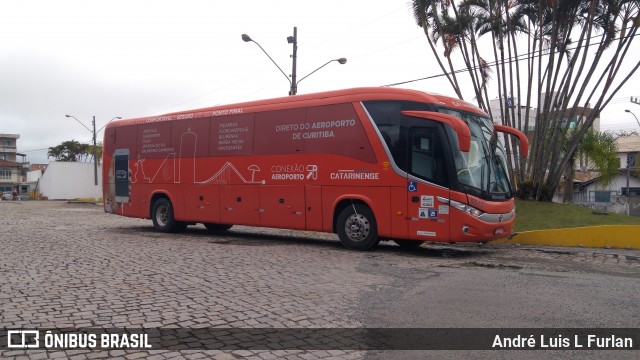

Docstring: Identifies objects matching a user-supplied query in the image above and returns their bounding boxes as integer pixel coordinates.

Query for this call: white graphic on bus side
[132,128,264,185]
[197,162,264,185]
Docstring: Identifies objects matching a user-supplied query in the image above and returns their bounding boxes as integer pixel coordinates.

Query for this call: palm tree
[87,143,103,165]
[460,0,528,179]
[531,0,639,200]
[410,0,640,200]
[412,0,465,99]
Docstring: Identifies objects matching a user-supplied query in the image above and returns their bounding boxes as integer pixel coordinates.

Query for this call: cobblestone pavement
[1,201,639,359]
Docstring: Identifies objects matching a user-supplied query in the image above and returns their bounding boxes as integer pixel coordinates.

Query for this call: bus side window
[380,130,392,148]
[377,124,408,172]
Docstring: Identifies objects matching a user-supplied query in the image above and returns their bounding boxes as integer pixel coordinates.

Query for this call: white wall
[584,173,640,193]
[617,152,638,170]
[39,162,103,200]
[27,169,42,182]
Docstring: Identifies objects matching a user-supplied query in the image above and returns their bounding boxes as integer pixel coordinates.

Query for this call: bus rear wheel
[204,223,233,232]
[151,198,185,233]
[336,203,379,251]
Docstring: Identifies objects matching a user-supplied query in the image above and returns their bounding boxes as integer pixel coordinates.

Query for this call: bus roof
[107,87,488,129]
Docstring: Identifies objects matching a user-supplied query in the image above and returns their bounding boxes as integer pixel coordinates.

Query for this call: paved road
[1,201,639,359]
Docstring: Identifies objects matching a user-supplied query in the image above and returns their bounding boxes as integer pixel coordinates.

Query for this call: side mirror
[494,124,529,157]
[401,110,471,152]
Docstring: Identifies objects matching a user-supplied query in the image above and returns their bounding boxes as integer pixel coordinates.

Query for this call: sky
[1,0,639,164]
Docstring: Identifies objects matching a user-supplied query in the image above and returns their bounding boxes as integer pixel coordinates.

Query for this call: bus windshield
[439,108,512,198]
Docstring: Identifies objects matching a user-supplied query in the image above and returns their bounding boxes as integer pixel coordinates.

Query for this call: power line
[383,31,640,87]
[20,138,97,154]
[159,7,409,111]
[18,147,50,153]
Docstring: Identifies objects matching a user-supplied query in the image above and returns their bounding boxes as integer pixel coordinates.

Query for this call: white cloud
[1,0,638,163]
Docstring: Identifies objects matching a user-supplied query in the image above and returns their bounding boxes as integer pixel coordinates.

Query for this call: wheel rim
[345,213,370,242]
[156,204,168,226]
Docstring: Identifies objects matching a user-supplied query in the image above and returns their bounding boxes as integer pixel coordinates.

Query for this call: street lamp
[297,58,348,86]
[241,33,291,92]
[242,27,346,95]
[97,116,123,134]
[65,115,121,187]
[624,109,640,127]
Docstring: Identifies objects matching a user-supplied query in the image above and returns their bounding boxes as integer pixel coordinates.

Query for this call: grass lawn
[514,199,640,232]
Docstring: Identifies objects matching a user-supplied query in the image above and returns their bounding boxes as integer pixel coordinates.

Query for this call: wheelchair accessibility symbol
[408,181,417,192]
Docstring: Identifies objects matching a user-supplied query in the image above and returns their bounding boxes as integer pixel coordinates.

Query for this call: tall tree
[87,142,103,165]
[411,0,640,200]
[47,140,94,162]
[412,0,465,99]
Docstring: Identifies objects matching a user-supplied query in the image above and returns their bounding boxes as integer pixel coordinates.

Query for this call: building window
[0,168,11,179]
[0,154,6,160]
[2,140,12,147]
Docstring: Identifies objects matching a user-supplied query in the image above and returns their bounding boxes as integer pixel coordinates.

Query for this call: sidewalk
[494,225,640,250]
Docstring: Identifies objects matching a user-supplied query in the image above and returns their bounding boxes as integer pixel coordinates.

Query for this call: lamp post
[297,58,348,87]
[624,109,640,127]
[624,109,639,214]
[242,27,346,95]
[65,115,121,187]
[98,116,123,134]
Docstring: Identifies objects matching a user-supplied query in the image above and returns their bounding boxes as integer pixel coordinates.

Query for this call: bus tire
[336,203,379,251]
[151,197,184,233]
[393,239,425,248]
[204,223,233,232]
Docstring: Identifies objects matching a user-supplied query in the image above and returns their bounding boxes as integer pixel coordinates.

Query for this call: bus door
[406,126,451,241]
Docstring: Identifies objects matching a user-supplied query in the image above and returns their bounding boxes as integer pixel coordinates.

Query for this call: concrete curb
[493,225,640,250]
[67,198,103,205]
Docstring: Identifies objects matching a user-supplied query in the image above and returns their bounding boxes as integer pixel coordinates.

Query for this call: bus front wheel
[151,198,185,233]
[336,203,379,251]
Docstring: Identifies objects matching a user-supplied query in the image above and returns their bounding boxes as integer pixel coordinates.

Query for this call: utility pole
[92,116,97,186]
[288,27,298,95]
[242,27,345,96]
[65,115,121,198]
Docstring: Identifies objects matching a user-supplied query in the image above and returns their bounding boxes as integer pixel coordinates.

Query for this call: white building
[489,93,600,132]
[37,162,103,200]
[576,170,640,216]
[0,133,26,196]
[615,135,640,170]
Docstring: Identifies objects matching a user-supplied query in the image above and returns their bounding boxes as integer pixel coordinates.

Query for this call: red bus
[103,87,528,250]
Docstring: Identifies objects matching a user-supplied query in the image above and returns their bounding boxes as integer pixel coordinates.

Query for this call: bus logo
[115,170,128,180]
[306,165,318,180]
[7,330,40,348]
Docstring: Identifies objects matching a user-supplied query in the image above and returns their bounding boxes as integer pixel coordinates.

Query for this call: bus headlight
[450,200,484,217]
